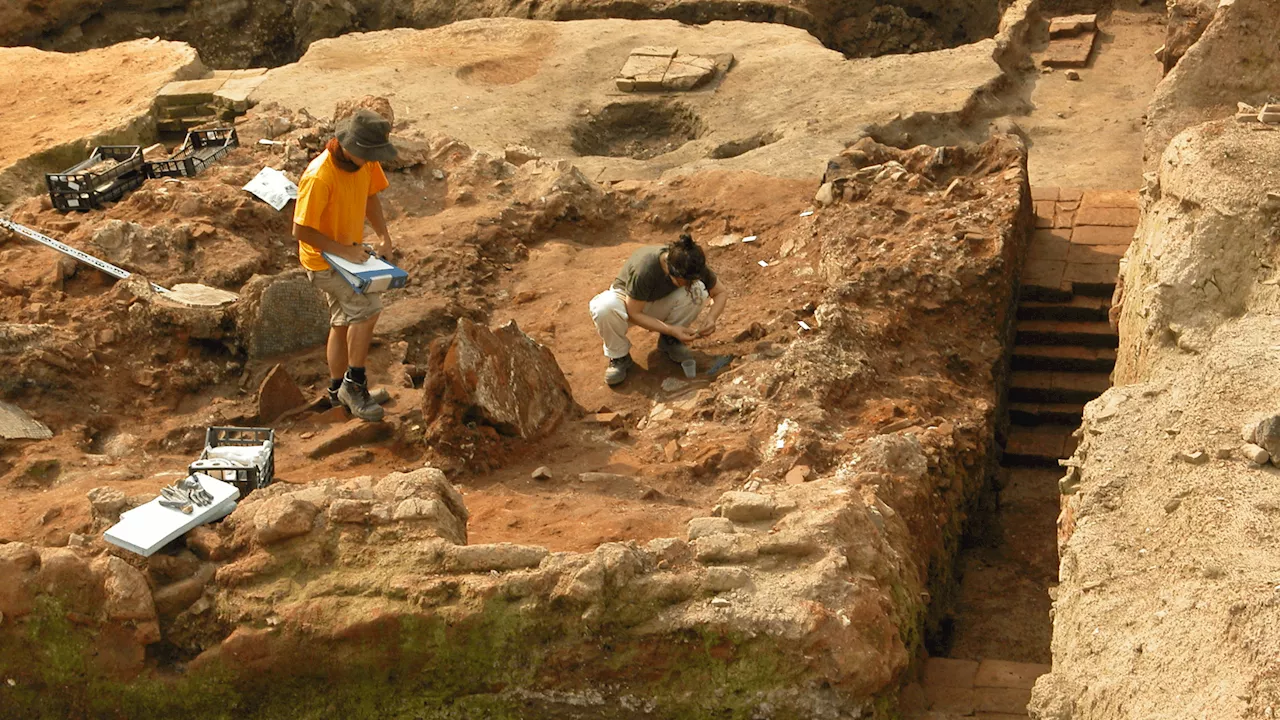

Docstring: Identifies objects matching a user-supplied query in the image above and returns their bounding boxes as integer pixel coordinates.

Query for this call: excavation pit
[570,100,705,160]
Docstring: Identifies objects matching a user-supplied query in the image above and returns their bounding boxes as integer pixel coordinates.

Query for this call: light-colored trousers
[588,288,704,359]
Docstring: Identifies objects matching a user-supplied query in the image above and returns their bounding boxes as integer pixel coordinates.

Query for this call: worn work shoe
[604,354,635,386]
[330,386,390,408]
[657,334,694,363]
[338,379,386,422]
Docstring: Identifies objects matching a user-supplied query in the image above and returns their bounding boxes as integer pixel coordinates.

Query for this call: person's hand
[338,244,372,264]
[375,233,394,259]
[694,321,717,338]
[667,325,699,343]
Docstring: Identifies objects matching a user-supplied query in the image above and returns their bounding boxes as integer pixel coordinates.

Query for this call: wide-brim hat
[335,109,399,163]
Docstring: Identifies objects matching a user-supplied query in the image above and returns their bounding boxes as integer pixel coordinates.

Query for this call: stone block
[1034,200,1056,228]
[1022,258,1067,288]
[716,491,776,522]
[1079,190,1139,209]
[925,685,976,714]
[1030,186,1060,202]
[688,516,735,540]
[445,543,548,572]
[1049,14,1098,38]
[1067,243,1128,264]
[1028,229,1071,261]
[693,533,758,564]
[1041,31,1097,68]
[976,686,1033,714]
[702,566,750,591]
[213,75,267,113]
[253,497,318,545]
[663,55,718,91]
[1075,206,1140,227]
[1064,262,1119,286]
[924,656,980,688]
[1242,443,1270,465]
[157,77,226,105]
[974,659,1050,689]
[1071,225,1135,246]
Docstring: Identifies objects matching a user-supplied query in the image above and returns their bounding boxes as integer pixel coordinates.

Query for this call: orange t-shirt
[294,150,389,271]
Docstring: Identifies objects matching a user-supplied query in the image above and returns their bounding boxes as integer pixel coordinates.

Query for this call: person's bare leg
[346,312,380,369]
[327,326,349,380]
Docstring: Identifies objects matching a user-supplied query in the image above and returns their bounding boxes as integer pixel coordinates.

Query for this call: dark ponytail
[666,233,707,281]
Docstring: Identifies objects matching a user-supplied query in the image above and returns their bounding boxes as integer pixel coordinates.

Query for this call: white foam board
[104,473,240,557]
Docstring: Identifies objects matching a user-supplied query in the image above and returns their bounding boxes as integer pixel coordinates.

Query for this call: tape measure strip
[0,217,169,294]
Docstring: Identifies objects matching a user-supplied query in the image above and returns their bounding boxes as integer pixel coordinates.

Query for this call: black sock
[346,366,367,385]
[328,378,342,393]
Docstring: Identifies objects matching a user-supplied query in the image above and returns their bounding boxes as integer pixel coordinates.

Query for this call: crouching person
[589,233,728,386]
[293,109,398,421]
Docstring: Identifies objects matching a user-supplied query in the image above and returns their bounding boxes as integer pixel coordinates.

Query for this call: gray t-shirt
[611,245,717,302]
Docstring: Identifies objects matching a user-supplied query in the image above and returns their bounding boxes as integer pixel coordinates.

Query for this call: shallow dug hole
[571,100,705,160]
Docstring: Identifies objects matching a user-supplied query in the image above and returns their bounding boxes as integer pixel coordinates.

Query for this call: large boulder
[422,318,578,442]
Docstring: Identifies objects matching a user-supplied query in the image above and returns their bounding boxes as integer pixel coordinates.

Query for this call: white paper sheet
[242,167,298,211]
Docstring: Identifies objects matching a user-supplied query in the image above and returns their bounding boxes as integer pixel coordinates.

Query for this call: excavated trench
[4,0,1008,68]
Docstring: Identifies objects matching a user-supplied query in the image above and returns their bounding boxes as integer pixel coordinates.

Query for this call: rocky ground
[0,51,1035,712]
[0,0,1243,716]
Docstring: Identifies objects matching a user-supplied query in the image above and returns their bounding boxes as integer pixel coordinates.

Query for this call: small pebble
[531,466,552,481]
[1066,70,1081,81]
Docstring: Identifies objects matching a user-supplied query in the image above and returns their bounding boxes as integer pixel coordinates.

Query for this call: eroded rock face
[422,318,579,467]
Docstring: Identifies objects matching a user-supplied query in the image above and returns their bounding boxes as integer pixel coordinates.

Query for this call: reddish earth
[0,125,1017,562]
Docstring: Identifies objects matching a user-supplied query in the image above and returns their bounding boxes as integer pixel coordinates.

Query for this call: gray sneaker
[338,379,385,421]
[330,386,390,408]
[658,334,693,363]
[604,355,634,386]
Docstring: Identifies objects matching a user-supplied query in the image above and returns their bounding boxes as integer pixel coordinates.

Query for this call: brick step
[1016,295,1110,322]
[1009,401,1085,426]
[1012,345,1116,372]
[1004,425,1078,466]
[1008,370,1111,404]
[915,657,1048,718]
[1015,320,1118,348]
[1072,280,1118,298]
[1018,282,1073,304]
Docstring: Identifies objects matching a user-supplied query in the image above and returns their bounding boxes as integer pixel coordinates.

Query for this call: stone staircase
[903,188,1135,719]
[905,657,1051,719]
[1004,187,1134,468]
[154,68,268,134]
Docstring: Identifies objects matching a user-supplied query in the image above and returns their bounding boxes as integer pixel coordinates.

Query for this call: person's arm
[293,224,370,264]
[625,296,698,342]
[695,281,728,337]
[365,193,393,257]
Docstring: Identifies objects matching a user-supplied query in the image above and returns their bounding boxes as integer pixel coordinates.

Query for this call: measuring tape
[0,217,169,294]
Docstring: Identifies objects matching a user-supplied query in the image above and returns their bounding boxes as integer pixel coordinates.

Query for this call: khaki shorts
[307,269,382,327]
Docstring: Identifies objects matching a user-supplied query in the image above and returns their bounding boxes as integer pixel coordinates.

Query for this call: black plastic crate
[188,426,275,495]
[46,146,144,213]
[145,128,239,179]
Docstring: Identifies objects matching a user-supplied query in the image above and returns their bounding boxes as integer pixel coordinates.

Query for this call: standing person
[588,234,728,386]
[293,109,398,421]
